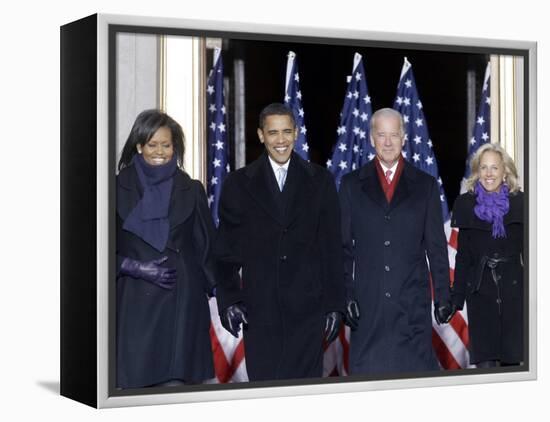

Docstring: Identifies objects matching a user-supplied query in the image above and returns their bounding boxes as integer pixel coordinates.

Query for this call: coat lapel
[168,171,194,229]
[244,153,285,226]
[387,161,412,213]
[505,191,523,225]
[359,160,413,213]
[360,161,388,211]
[282,153,314,226]
[116,166,142,221]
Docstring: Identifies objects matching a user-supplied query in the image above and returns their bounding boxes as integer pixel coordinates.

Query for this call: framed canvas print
[60,13,537,408]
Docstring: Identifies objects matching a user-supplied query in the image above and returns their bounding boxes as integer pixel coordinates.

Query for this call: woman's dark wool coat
[451,191,524,364]
[116,166,217,388]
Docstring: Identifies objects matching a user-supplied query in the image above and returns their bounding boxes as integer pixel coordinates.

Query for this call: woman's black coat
[451,190,524,364]
[116,165,216,388]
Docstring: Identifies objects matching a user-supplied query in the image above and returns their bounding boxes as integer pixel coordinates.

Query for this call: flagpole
[285,51,296,94]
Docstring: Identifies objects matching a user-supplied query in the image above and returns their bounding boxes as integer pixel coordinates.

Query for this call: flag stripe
[432,328,462,369]
[229,341,246,380]
[450,311,470,346]
[209,323,232,382]
[340,327,350,374]
[449,228,459,250]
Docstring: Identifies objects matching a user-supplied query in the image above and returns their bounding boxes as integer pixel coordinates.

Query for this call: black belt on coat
[474,254,521,314]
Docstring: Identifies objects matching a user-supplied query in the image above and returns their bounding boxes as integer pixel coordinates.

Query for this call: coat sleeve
[452,228,474,310]
[338,175,355,300]
[115,178,126,278]
[116,213,123,276]
[115,201,130,278]
[319,172,346,313]
[450,196,475,310]
[192,180,218,295]
[424,176,451,304]
[213,174,245,311]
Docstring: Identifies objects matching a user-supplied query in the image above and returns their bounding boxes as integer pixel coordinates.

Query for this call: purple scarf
[474,181,510,239]
[122,154,177,252]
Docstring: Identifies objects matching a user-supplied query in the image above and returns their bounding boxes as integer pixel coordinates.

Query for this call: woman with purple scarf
[451,143,524,368]
[116,110,217,388]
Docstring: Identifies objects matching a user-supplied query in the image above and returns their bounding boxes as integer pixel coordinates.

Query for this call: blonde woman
[451,143,524,368]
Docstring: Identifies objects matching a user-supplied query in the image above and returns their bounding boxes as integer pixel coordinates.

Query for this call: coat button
[280,255,287,261]
[384,265,390,272]
[385,292,391,298]
[512,280,518,285]
[384,240,390,246]
[496,298,502,304]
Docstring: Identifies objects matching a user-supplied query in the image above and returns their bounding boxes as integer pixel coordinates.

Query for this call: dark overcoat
[116,166,216,388]
[451,191,524,364]
[214,152,345,381]
[339,160,451,375]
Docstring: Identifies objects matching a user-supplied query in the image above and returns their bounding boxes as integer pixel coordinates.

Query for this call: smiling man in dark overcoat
[339,108,455,375]
[214,103,345,381]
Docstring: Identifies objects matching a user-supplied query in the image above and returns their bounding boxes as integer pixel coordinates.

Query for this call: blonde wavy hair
[463,143,521,193]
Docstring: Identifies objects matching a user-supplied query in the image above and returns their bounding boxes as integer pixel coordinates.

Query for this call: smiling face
[370,113,405,168]
[478,150,505,192]
[257,114,297,165]
[136,126,174,166]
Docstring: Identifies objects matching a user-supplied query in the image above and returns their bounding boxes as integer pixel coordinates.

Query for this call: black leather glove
[344,299,360,331]
[119,256,177,290]
[220,303,248,338]
[434,300,456,325]
[324,311,343,344]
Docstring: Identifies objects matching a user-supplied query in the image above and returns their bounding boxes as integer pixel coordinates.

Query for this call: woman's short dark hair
[118,109,185,171]
[258,103,296,129]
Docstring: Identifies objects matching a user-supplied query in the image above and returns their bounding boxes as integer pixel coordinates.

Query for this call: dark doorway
[220,38,487,208]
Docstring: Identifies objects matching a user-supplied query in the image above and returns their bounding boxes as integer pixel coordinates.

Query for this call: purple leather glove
[119,256,177,290]
[324,311,343,344]
[220,303,248,338]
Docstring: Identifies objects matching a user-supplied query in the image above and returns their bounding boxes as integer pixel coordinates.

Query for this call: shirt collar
[268,155,291,174]
[378,158,399,175]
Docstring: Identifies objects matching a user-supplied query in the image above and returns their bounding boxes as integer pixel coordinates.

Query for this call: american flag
[327,52,375,189]
[462,62,491,189]
[206,48,230,226]
[284,51,310,160]
[206,47,248,383]
[444,62,491,370]
[324,52,374,376]
[393,57,470,369]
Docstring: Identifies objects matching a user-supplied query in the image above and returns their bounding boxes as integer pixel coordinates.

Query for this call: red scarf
[375,157,404,203]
